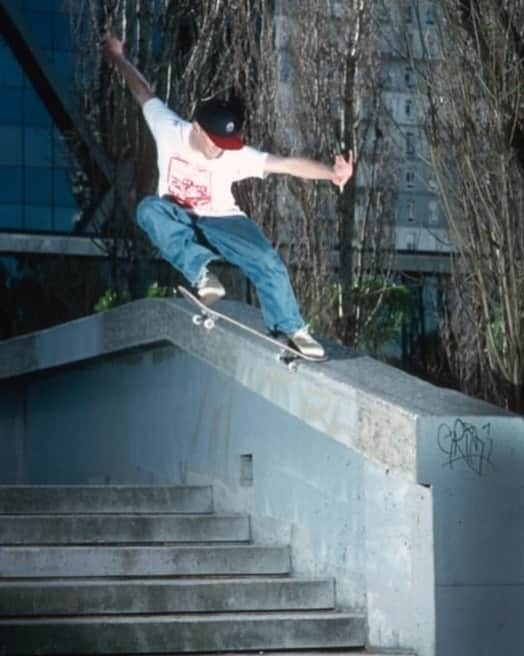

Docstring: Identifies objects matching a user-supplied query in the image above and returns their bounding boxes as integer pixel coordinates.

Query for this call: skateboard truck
[277,350,300,371]
[192,313,216,331]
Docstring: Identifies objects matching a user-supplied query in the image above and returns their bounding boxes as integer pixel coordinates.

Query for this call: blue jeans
[136,195,305,334]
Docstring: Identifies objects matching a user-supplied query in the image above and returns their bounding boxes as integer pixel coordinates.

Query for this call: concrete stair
[0,484,367,655]
[0,513,252,544]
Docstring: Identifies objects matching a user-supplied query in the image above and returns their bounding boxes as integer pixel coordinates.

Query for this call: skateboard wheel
[192,315,203,326]
[287,361,298,372]
[204,317,215,330]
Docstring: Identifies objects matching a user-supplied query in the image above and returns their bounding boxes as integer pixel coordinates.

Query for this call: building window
[0,204,23,230]
[428,200,439,224]
[407,199,416,222]
[25,205,53,231]
[426,31,439,58]
[0,167,23,202]
[23,86,52,127]
[25,167,52,204]
[380,29,393,56]
[384,97,394,118]
[381,70,394,89]
[0,88,22,124]
[24,11,53,50]
[405,99,413,118]
[406,170,415,188]
[24,127,53,167]
[405,67,416,88]
[0,126,22,165]
[0,41,23,86]
[425,6,435,25]
[406,132,416,157]
[406,231,417,250]
[405,5,413,23]
[279,50,292,83]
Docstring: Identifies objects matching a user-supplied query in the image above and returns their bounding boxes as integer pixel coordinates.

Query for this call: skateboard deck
[177,286,327,369]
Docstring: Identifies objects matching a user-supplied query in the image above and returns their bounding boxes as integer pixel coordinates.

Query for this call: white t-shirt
[142,97,268,217]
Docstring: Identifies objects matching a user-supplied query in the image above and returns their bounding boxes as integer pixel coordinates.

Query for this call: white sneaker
[195,268,225,305]
[288,326,325,359]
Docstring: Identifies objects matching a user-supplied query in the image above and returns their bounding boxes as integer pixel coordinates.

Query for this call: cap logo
[225,121,235,133]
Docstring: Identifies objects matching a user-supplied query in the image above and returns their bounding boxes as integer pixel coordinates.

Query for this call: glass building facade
[0,0,78,233]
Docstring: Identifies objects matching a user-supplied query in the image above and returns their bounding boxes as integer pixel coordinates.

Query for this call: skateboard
[177,286,327,370]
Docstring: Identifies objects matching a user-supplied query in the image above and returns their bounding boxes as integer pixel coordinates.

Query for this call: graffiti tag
[437,419,494,476]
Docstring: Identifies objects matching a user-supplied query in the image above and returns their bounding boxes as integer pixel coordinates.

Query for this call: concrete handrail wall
[0,298,504,478]
[1,298,522,656]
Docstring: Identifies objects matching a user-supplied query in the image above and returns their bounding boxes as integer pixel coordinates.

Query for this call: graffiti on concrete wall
[437,418,495,476]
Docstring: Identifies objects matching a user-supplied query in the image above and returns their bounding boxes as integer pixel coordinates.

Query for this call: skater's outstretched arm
[101,36,154,107]
[264,151,355,191]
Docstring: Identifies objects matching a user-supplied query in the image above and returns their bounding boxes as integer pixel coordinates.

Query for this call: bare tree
[345,1,399,349]
[412,0,524,410]
[261,0,398,342]
[66,0,282,302]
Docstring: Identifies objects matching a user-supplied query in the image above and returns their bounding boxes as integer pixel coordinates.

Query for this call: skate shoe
[195,268,225,305]
[288,325,325,359]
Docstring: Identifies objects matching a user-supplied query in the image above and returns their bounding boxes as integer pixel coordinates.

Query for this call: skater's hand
[99,33,154,106]
[101,34,125,61]
[331,150,355,191]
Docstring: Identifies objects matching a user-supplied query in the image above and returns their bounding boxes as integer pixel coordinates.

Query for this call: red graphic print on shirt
[167,157,211,209]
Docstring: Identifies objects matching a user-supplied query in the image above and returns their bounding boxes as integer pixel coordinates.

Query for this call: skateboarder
[102,36,354,358]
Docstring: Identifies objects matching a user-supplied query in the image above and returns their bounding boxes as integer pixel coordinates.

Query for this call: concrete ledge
[0,298,510,480]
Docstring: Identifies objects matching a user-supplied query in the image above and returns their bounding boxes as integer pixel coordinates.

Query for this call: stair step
[0,576,335,615]
[0,544,291,577]
[0,611,366,654]
[0,513,250,544]
[0,485,213,514]
[0,485,372,655]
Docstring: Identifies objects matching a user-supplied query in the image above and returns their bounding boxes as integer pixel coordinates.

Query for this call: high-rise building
[273,0,450,280]
[378,0,450,274]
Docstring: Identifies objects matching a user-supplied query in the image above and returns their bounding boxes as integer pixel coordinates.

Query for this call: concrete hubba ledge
[1,298,523,656]
[0,297,510,481]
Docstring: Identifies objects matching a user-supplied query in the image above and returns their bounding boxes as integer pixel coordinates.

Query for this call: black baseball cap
[194,98,243,150]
